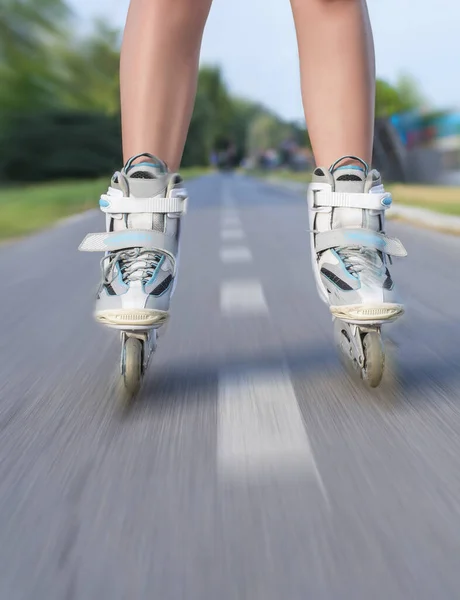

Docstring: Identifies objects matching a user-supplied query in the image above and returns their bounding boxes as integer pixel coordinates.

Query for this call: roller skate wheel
[362,332,385,388]
[122,337,143,397]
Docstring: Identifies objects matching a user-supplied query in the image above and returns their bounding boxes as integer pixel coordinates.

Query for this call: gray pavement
[1,173,460,599]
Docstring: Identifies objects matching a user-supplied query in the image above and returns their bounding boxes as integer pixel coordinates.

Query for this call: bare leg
[120,0,213,170]
[290,0,375,167]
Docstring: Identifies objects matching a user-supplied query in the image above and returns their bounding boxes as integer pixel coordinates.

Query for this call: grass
[0,167,210,241]
[386,184,460,216]
[253,169,460,216]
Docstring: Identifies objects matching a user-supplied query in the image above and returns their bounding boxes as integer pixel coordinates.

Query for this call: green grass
[386,184,460,216]
[0,167,210,241]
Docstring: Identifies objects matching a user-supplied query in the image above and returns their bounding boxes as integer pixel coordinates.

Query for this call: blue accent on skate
[346,231,387,248]
[381,196,392,206]
[335,165,365,172]
[99,198,110,208]
[103,263,129,296]
[127,161,162,170]
[143,256,174,297]
[116,263,129,291]
[125,153,162,171]
[108,231,155,247]
[144,256,165,288]
[331,249,359,280]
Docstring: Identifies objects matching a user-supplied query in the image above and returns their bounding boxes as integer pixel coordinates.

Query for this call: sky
[69,0,459,121]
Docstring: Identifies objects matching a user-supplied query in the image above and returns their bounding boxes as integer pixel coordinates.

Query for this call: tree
[183,66,242,166]
[58,20,121,114]
[246,112,291,157]
[0,0,70,112]
[0,4,314,179]
[0,0,70,58]
[375,76,425,118]
[182,86,215,166]
[198,66,234,143]
[395,73,426,112]
[287,119,311,149]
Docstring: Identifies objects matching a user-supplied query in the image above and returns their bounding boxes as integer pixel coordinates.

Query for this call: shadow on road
[115,343,338,420]
[141,343,336,403]
[123,330,460,419]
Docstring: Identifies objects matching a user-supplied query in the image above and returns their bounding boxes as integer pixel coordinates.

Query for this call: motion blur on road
[1,2,460,599]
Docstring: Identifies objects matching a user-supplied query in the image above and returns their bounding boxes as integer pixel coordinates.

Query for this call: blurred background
[1,1,460,599]
[1,0,460,239]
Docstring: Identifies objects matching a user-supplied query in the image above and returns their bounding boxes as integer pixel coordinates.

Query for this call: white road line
[220,246,252,264]
[221,229,245,241]
[221,215,241,228]
[220,279,268,315]
[218,368,327,495]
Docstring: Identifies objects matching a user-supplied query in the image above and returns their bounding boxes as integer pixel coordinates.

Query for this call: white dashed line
[221,229,245,241]
[221,215,241,228]
[220,246,253,264]
[218,368,327,494]
[220,279,268,315]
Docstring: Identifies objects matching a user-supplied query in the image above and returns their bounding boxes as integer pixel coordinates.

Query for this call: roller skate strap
[79,230,178,255]
[313,191,392,210]
[99,194,187,214]
[315,229,407,257]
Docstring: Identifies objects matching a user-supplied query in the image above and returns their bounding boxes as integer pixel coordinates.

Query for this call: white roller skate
[308,156,407,387]
[79,153,188,398]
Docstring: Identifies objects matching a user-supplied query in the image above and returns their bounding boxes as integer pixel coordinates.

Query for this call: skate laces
[336,247,383,279]
[102,249,163,285]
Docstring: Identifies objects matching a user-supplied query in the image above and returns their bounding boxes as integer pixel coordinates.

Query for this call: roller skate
[79,153,187,398]
[307,156,407,387]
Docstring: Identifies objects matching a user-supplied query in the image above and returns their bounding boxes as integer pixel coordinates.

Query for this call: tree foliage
[0,2,424,181]
[375,74,425,118]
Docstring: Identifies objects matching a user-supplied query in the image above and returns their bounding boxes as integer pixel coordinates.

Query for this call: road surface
[1,173,460,599]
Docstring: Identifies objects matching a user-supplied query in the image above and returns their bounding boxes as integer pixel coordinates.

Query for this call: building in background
[386,109,460,184]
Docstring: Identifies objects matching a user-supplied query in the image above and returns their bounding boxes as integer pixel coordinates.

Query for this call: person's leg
[80,0,213,332]
[120,0,213,170]
[294,0,407,387]
[290,0,375,167]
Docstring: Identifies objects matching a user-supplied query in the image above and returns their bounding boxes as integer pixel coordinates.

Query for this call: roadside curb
[260,177,460,235]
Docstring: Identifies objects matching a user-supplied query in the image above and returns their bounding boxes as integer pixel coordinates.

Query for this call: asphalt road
[1,173,460,599]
